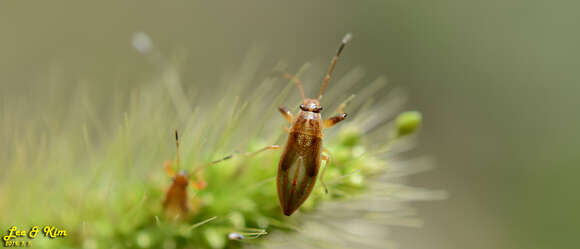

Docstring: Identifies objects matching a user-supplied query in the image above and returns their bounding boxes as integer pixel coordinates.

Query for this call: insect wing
[277,132,321,216]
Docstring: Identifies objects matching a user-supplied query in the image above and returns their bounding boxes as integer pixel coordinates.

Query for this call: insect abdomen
[163,180,189,218]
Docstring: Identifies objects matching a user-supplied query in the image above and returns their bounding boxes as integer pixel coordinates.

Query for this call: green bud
[228,211,246,229]
[162,239,176,249]
[395,111,422,137]
[136,231,152,248]
[346,172,364,188]
[82,239,98,249]
[340,127,362,148]
[204,228,226,249]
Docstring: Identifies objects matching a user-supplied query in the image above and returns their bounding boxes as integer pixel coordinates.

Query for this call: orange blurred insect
[254,33,352,216]
[163,130,233,219]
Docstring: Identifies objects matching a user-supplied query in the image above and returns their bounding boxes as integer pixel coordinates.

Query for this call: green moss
[0,50,430,249]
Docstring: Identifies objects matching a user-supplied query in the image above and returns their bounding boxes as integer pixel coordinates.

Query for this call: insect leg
[189,146,280,180]
[164,161,176,177]
[243,145,282,157]
[188,153,237,187]
[191,172,207,190]
[320,153,330,194]
[323,113,348,128]
[279,106,293,124]
[192,154,235,173]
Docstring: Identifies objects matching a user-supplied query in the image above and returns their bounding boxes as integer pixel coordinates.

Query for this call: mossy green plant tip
[396,111,423,138]
[0,33,439,249]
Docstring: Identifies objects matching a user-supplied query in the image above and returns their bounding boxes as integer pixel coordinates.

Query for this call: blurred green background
[1,1,578,249]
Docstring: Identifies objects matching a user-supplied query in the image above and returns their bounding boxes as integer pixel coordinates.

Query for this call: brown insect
[254,33,353,216]
[163,130,233,219]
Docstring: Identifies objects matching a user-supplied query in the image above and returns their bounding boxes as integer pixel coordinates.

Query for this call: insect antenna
[175,129,181,171]
[318,33,352,99]
[283,73,305,100]
[188,154,235,179]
